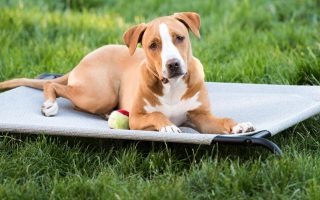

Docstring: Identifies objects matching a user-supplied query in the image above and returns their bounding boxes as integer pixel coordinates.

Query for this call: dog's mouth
[161,72,187,84]
[168,72,185,79]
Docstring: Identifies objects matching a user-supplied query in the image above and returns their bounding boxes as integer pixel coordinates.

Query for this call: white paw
[159,125,182,133]
[41,100,59,117]
[232,122,255,134]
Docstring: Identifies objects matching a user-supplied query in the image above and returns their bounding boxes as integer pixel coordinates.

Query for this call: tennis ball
[108,109,129,129]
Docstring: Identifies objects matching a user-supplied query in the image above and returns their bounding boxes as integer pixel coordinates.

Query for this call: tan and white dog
[0,12,255,134]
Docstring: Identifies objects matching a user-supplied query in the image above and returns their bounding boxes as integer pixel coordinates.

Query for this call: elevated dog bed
[1,74,320,155]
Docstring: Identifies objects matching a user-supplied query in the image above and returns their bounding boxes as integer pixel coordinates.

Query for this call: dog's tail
[0,73,69,91]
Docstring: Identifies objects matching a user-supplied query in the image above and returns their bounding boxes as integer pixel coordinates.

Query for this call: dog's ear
[123,23,147,56]
[173,12,200,38]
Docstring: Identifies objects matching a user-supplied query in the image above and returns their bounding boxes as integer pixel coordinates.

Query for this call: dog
[0,12,255,134]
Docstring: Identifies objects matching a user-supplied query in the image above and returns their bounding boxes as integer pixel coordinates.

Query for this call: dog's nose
[166,58,181,73]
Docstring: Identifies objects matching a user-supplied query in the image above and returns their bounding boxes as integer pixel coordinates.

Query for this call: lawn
[0,0,320,199]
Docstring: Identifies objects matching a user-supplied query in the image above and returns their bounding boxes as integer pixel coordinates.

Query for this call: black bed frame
[214,130,283,156]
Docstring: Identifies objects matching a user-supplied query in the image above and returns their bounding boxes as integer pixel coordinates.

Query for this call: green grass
[0,0,320,199]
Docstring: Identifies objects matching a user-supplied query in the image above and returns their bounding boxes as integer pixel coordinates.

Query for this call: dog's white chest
[144,80,201,126]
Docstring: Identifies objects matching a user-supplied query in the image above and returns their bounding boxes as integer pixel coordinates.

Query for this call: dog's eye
[176,35,185,43]
[149,42,158,50]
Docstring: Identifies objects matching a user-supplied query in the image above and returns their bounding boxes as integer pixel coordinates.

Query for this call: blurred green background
[1,0,319,84]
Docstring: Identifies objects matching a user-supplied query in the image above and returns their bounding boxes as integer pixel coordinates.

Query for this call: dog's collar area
[161,77,169,84]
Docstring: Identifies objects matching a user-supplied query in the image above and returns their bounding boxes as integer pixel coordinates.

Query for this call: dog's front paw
[159,125,182,134]
[232,122,255,134]
[41,100,59,117]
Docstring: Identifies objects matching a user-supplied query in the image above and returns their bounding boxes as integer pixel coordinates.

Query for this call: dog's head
[123,12,200,82]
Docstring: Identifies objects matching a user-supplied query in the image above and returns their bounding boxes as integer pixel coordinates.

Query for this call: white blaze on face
[159,23,186,78]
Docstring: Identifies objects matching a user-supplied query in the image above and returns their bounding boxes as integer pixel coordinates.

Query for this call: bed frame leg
[213,134,283,156]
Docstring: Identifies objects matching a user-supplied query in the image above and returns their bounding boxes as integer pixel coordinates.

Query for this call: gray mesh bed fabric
[0,82,320,154]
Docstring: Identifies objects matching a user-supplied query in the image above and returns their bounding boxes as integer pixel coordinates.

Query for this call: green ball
[108,110,129,129]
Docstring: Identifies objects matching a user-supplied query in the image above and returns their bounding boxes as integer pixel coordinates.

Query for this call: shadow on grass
[0,131,274,162]
[0,116,319,189]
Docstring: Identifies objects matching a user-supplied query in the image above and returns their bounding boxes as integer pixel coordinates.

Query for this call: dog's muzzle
[166,58,185,79]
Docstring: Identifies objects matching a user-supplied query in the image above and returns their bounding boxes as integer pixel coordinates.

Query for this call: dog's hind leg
[41,81,72,117]
[42,81,118,118]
